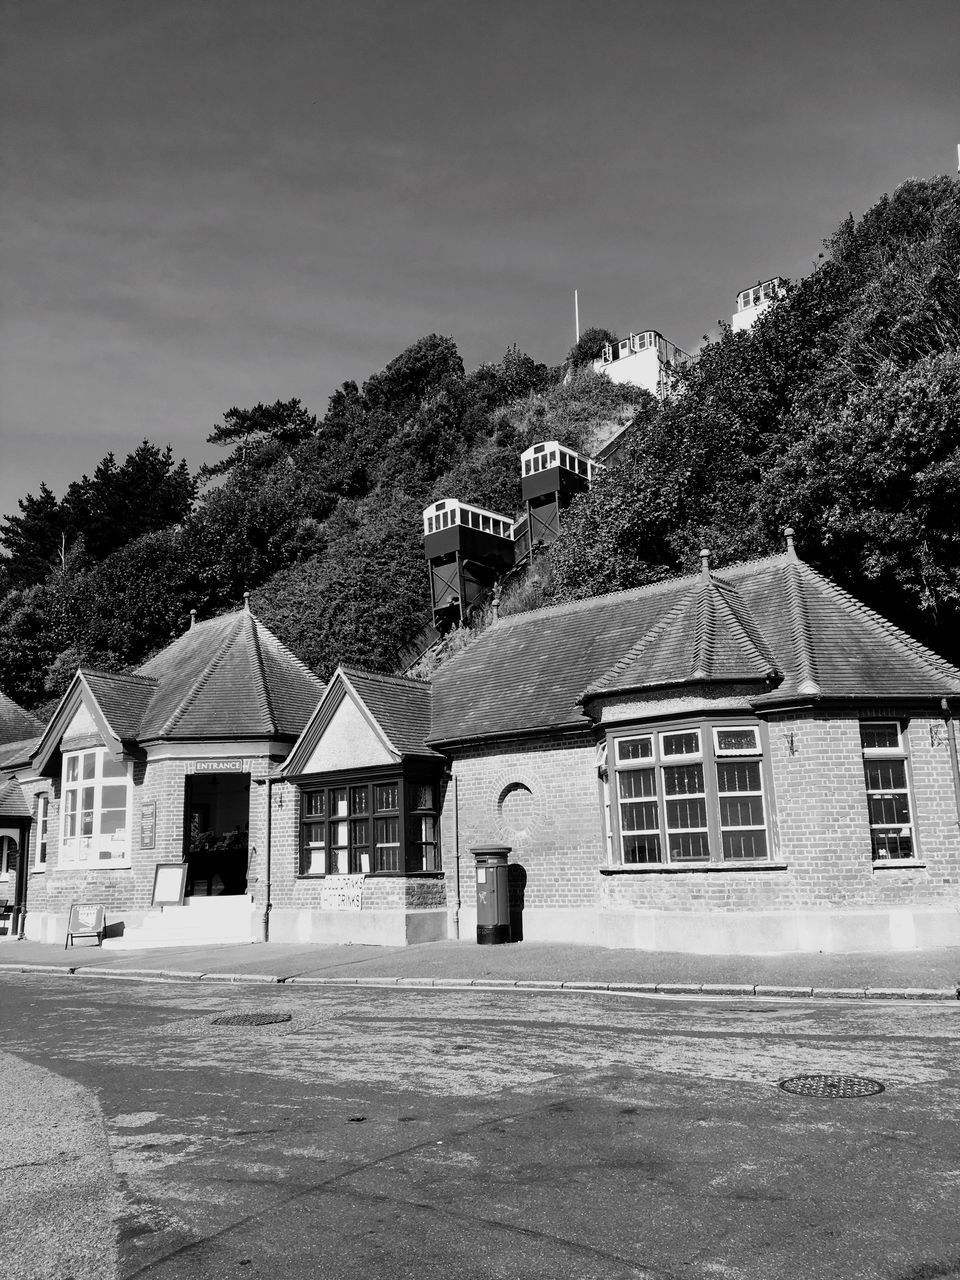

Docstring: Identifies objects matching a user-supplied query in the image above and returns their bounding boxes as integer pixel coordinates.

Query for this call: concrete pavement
[1,936,959,999]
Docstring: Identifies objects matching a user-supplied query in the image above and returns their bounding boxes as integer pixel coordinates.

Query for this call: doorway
[183,774,250,897]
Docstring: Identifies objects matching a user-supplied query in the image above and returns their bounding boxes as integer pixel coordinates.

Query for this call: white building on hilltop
[592,329,690,399]
[732,277,785,332]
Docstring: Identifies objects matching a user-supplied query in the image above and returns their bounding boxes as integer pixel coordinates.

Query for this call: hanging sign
[192,759,245,773]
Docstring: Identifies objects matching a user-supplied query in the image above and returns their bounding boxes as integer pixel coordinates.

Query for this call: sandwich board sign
[65,902,105,949]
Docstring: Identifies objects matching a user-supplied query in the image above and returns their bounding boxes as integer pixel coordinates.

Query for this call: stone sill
[55,864,133,873]
[600,863,789,876]
[872,860,926,871]
[296,871,445,880]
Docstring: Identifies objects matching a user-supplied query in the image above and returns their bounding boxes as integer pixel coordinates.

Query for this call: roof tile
[429,554,960,743]
[341,668,440,759]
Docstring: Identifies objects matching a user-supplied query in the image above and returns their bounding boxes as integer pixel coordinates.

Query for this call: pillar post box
[472,845,511,944]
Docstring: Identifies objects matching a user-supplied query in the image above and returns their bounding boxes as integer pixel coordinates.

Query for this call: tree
[62,442,195,561]
[200,399,318,481]
[0,483,65,589]
[566,326,618,367]
[361,334,464,414]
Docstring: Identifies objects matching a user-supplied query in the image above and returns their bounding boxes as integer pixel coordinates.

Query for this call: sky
[1,0,958,523]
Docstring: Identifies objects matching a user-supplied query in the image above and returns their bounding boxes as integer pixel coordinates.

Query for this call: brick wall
[447,734,603,912]
[22,754,276,928]
[446,713,960,920]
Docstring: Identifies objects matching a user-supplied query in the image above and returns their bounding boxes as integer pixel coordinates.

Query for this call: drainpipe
[262,775,273,943]
[451,775,461,940]
[16,820,29,940]
[942,699,960,836]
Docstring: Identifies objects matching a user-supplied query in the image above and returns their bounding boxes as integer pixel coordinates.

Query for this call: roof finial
[699,548,711,580]
[243,591,251,613]
[784,526,797,559]
[189,608,197,630]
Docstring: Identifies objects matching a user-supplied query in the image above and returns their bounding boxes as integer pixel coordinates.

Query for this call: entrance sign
[192,759,244,773]
[152,861,188,907]
[140,800,157,849]
[65,902,105,949]
[319,875,364,911]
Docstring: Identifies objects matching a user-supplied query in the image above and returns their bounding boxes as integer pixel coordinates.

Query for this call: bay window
[613,723,770,865]
[60,748,132,867]
[299,771,441,876]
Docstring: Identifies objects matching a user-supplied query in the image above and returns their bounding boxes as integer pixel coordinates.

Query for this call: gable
[60,702,105,750]
[296,692,396,774]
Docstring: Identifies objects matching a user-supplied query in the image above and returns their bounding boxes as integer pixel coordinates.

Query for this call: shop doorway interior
[184,773,250,897]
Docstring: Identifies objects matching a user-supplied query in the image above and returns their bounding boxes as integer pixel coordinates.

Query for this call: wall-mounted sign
[192,759,245,773]
[140,800,157,850]
[319,875,364,911]
[152,861,188,907]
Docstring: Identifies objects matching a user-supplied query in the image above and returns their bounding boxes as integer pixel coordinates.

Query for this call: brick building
[424,541,960,952]
[0,603,323,945]
[2,542,959,954]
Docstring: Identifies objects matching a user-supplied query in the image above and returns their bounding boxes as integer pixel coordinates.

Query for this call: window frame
[860,720,917,862]
[59,748,133,869]
[610,719,773,867]
[0,832,19,879]
[33,794,49,871]
[297,766,442,878]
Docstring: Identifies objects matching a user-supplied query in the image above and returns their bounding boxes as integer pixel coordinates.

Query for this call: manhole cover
[778,1073,884,1099]
[211,1012,292,1028]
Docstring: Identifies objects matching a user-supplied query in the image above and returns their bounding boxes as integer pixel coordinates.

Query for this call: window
[60,749,132,867]
[299,774,440,876]
[33,795,49,869]
[406,781,439,872]
[614,724,770,865]
[0,833,19,878]
[861,722,915,860]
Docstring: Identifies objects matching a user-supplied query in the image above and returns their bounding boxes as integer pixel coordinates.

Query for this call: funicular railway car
[423,499,516,629]
[520,441,602,552]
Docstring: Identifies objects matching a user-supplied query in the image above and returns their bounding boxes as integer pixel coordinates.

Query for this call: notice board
[152,862,188,907]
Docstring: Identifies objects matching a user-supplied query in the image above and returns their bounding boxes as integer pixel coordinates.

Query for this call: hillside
[0,342,641,711]
[1,173,957,713]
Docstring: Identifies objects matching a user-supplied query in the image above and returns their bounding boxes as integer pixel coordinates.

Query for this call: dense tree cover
[0,443,195,591]
[0,339,636,711]
[547,175,960,664]
[2,174,956,711]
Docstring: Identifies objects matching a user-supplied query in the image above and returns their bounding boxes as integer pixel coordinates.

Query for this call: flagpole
[574,289,580,342]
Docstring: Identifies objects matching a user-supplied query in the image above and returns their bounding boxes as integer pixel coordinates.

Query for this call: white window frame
[33,794,49,870]
[860,721,916,861]
[713,726,762,757]
[613,722,771,866]
[0,831,19,879]
[60,748,133,869]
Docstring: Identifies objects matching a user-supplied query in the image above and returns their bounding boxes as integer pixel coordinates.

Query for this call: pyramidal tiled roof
[0,775,30,818]
[428,553,960,744]
[0,691,43,746]
[583,575,780,696]
[135,608,324,741]
[341,668,440,759]
[0,736,40,771]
